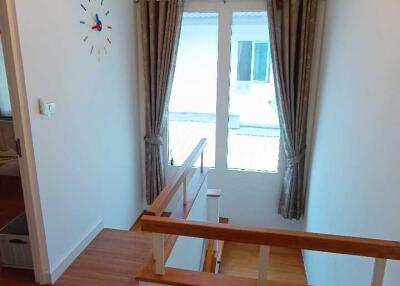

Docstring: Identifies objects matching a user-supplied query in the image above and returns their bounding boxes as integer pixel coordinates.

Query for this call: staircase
[54,138,400,286]
[136,139,400,286]
[202,217,307,284]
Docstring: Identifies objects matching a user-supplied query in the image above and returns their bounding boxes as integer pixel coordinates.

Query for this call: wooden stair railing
[203,216,228,274]
[140,215,400,286]
[137,139,399,285]
[146,138,207,217]
[139,139,213,282]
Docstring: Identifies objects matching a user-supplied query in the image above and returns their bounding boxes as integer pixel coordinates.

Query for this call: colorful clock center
[91,14,103,32]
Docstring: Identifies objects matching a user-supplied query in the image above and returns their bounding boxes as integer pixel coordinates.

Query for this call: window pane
[253,42,268,82]
[237,41,252,81]
[168,13,218,167]
[0,36,12,118]
[228,12,280,172]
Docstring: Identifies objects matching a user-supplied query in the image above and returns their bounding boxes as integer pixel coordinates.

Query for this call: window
[0,36,11,118]
[228,12,279,172]
[237,41,272,83]
[253,42,270,82]
[168,8,280,173]
[168,13,218,167]
[237,41,252,81]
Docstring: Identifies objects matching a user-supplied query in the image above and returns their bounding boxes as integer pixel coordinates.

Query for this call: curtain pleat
[267,0,318,219]
[140,0,183,204]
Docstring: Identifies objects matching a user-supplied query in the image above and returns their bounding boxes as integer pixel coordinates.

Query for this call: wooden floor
[220,242,308,285]
[56,229,152,286]
[0,229,153,286]
[0,268,38,286]
[0,221,307,286]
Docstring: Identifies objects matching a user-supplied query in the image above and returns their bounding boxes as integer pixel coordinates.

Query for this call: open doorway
[0,1,49,284]
[0,23,36,285]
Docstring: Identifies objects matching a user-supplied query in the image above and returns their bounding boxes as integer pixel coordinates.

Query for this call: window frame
[170,0,282,173]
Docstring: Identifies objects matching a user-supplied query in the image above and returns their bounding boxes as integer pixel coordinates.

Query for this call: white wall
[209,167,303,229]
[14,0,143,281]
[304,0,400,285]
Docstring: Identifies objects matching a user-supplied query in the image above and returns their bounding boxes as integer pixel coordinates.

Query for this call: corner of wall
[48,220,104,284]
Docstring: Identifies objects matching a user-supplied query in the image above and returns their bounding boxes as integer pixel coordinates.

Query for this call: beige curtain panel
[140,0,183,204]
[267,0,318,219]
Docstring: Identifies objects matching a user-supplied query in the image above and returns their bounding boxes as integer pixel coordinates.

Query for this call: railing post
[257,245,270,286]
[153,233,165,275]
[200,151,204,174]
[207,189,221,223]
[207,189,221,264]
[183,177,187,205]
[371,258,386,286]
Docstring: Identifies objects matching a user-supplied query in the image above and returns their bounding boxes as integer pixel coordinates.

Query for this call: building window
[237,41,253,81]
[168,9,280,173]
[253,42,270,82]
[237,41,271,84]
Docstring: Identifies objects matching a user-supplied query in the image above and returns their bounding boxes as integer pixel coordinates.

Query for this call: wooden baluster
[206,189,221,273]
[371,258,386,286]
[200,151,204,174]
[153,233,165,275]
[257,245,270,286]
[183,177,187,205]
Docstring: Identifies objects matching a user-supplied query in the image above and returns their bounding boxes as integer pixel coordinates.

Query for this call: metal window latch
[15,138,22,157]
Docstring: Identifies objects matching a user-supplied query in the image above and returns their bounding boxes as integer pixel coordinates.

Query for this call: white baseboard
[47,220,104,284]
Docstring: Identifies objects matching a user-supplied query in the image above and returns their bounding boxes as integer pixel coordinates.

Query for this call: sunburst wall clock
[80,0,112,62]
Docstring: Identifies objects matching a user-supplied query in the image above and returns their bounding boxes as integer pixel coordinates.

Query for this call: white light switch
[39,99,56,117]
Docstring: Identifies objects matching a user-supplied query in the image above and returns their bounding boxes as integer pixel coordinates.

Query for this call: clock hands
[91,23,102,31]
[91,13,103,32]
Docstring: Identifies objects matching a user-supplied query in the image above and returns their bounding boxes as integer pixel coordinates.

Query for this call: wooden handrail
[170,168,209,220]
[146,138,207,216]
[140,139,392,286]
[141,215,400,260]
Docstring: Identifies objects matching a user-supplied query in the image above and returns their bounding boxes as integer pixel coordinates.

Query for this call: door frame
[0,0,50,283]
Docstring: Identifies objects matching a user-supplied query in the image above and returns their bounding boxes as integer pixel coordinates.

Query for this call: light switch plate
[39,99,56,117]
